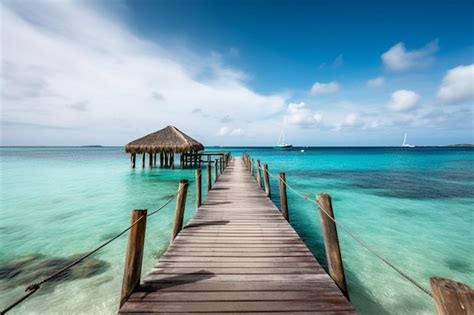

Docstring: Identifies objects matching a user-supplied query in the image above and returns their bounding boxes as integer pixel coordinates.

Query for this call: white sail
[402,133,415,148]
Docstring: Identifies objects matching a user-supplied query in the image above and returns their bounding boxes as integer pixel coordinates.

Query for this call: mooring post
[256,160,262,188]
[279,172,289,221]
[317,193,348,299]
[170,180,189,243]
[263,163,271,198]
[195,169,202,208]
[214,159,218,182]
[430,277,474,315]
[207,163,212,191]
[120,209,147,307]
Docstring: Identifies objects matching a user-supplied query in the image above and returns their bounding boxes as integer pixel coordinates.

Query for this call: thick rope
[1,183,185,314]
[252,159,433,298]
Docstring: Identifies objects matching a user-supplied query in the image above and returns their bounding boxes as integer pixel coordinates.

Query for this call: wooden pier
[119,157,356,314]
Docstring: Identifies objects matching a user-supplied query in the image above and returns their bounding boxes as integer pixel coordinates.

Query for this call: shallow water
[0,147,473,314]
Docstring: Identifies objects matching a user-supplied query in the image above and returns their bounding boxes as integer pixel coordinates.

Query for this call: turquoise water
[1,147,473,314]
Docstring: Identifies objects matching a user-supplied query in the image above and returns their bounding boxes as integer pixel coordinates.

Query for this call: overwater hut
[125,126,204,168]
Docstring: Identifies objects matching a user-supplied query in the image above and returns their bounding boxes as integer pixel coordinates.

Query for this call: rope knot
[25,284,40,292]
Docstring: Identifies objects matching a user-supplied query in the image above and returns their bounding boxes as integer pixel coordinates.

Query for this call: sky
[1,0,473,146]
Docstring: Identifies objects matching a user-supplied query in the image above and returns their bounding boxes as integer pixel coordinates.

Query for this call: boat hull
[274,145,293,150]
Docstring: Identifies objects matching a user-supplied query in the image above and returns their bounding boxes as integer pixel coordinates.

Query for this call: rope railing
[1,183,186,314]
[248,154,434,298]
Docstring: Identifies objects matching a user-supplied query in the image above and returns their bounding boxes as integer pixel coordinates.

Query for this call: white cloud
[0,2,287,145]
[310,81,340,95]
[217,126,244,136]
[367,76,385,88]
[388,89,420,112]
[437,64,474,104]
[334,113,361,130]
[285,102,323,126]
[381,40,438,71]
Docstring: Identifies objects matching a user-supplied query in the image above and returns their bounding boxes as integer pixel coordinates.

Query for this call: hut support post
[160,153,163,167]
[170,180,189,243]
[207,163,212,191]
[316,193,348,299]
[131,153,136,168]
[430,277,474,315]
[142,153,145,168]
[279,172,289,221]
[263,164,271,198]
[149,153,153,168]
[196,169,202,208]
[120,209,147,307]
[214,160,218,182]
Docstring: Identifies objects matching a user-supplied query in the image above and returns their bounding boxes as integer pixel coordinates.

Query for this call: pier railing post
[214,159,218,182]
[250,158,253,176]
[120,209,147,307]
[263,163,271,198]
[256,160,262,188]
[430,277,474,315]
[196,169,202,208]
[207,163,212,191]
[170,180,189,243]
[220,157,223,174]
[317,193,348,299]
[279,172,289,221]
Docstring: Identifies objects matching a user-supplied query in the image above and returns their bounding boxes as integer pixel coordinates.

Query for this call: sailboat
[274,129,292,150]
[402,133,415,148]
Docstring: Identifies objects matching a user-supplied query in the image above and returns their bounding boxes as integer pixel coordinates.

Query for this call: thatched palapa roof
[125,126,204,154]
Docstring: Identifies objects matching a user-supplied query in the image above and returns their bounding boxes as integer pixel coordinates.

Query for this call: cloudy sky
[1,0,473,146]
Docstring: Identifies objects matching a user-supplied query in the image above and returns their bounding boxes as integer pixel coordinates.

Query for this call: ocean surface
[0,146,473,314]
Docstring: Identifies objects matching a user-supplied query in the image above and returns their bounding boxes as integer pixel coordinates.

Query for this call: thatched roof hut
[125,125,204,154]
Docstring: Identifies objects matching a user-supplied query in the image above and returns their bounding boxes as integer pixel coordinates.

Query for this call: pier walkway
[119,157,356,314]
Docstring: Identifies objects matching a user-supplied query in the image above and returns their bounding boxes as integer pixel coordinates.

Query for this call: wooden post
[142,153,145,168]
[154,153,157,166]
[149,153,153,168]
[220,157,223,174]
[170,153,175,169]
[195,169,202,208]
[160,153,163,167]
[207,163,212,191]
[131,153,136,168]
[256,160,262,188]
[317,193,348,299]
[430,277,474,315]
[263,164,271,198]
[249,158,253,176]
[120,209,147,307]
[170,180,189,243]
[214,159,218,182]
[279,172,289,221]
